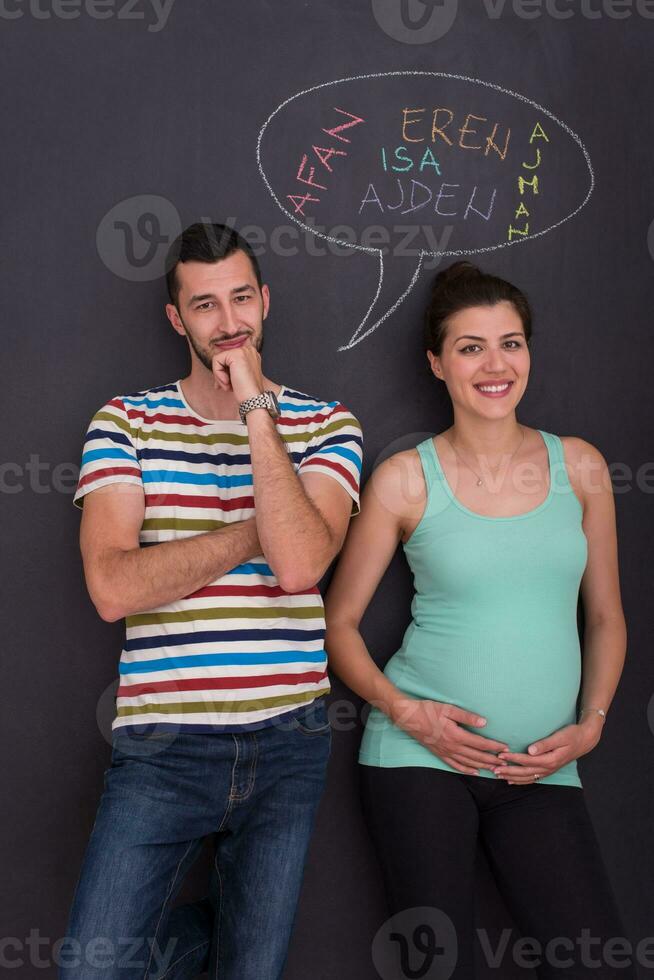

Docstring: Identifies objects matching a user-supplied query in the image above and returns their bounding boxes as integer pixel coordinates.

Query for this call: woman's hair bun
[431,260,482,291]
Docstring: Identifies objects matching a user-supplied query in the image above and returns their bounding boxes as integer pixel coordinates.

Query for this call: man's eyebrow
[453,332,524,342]
[188,293,215,304]
[187,284,256,304]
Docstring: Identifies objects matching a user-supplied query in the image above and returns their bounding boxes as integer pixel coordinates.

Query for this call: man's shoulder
[280,384,358,422]
[281,384,337,411]
[99,380,181,417]
[119,380,180,403]
[89,381,181,434]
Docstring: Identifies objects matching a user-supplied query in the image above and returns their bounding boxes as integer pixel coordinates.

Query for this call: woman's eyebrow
[454,332,524,341]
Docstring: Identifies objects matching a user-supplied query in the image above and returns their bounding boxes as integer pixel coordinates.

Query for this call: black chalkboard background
[2,2,653,977]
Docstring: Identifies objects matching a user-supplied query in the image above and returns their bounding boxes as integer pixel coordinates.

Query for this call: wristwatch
[239,390,281,424]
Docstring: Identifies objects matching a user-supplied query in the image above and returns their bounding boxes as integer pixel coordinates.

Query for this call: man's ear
[165,303,185,337]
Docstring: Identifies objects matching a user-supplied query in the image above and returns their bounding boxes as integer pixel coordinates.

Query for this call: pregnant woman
[325,262,634,978]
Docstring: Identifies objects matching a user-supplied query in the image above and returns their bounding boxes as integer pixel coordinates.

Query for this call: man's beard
[180,316,264,370]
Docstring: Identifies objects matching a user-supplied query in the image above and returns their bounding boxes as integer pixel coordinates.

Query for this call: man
[61,223,363,979]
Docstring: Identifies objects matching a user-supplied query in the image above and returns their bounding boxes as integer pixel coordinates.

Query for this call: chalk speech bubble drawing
[257,71,594,350]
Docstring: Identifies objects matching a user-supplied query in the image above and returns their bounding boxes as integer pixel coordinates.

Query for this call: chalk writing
[360,180,497,220]
[257,71,595,350]
[508,121,549,241]
[401,107,511,159]
[286,108,365,217]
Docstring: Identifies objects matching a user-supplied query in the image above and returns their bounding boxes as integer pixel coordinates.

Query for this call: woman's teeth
[474,382,512,396]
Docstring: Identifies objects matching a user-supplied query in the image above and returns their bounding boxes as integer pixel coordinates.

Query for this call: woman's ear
[427,350,443,380]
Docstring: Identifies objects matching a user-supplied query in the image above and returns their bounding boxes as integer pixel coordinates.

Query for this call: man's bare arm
[246,408,354,592]
[79,484,262,622]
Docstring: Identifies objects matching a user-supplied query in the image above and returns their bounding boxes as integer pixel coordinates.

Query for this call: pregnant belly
[384,636,581,753]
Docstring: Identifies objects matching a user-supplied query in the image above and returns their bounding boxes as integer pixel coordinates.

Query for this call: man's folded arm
[79,483,262,622]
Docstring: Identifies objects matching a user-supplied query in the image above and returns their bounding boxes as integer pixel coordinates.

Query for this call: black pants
[360,765,636,979]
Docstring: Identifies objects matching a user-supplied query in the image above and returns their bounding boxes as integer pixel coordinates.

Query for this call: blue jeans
[59,698,331,979]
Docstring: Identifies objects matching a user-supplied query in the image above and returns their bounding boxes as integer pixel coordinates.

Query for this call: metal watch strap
[239,390,279,424]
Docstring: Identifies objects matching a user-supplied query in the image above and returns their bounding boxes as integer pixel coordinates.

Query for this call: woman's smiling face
[427,301,531,418]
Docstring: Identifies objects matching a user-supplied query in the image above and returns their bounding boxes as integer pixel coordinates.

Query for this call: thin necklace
[441,426,525,488]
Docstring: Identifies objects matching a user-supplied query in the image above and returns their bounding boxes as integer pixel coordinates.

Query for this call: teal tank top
[358,430,588,788]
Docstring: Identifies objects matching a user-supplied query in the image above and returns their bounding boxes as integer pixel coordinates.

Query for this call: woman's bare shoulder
[366,446,428,527]
[558,435,610,509]
[558,435,608,471]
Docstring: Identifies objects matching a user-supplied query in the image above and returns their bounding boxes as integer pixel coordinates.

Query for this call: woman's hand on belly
[389,697,511,775]
[492,718,604,783]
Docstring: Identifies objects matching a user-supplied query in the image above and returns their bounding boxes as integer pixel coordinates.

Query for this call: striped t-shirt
[73,378,363,734]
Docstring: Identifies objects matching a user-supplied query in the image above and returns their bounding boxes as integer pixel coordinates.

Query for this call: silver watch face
[240,391,280,423]
[267,390,281,417]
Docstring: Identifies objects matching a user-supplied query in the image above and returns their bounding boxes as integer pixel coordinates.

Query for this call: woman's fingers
[441,756,479,775]
[420,734,504,771]
[421,736,500,770]
[450,750,502,769]
[496,766,547,782]
[457,731,510,753]
[441,711,509,751]
[441,753,547,781]
[465,749,506,768]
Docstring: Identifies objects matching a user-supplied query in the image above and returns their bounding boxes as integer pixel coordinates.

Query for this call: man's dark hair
[165,222,263,308]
